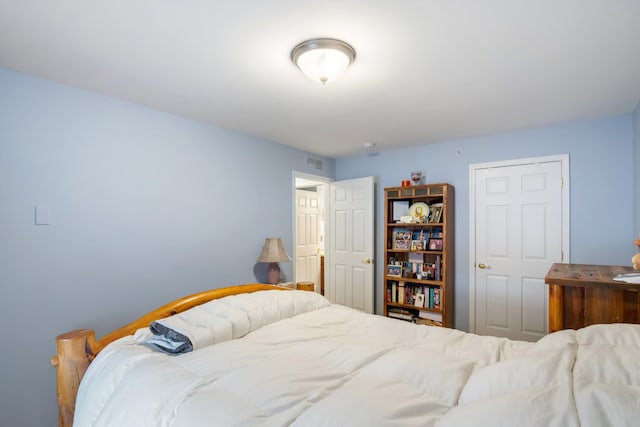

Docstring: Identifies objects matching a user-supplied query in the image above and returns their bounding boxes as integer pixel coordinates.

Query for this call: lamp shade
[257,238,291,263]
[291,38,356,84]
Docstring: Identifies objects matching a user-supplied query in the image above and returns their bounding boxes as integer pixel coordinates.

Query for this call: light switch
[35,206,50,225]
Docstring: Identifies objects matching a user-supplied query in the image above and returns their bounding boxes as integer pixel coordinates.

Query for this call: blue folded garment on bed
[147,321,193,354]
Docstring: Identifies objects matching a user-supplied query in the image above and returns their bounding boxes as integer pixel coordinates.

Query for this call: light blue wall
[1,64,636,427]
[336,115,635,330]
[0,67,334,427]
[634,103,640,239]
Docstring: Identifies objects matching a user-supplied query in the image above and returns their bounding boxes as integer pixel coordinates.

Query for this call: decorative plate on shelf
[408,202,429,221]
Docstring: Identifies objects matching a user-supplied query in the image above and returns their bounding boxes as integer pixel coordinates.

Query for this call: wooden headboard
[50,283,288,427]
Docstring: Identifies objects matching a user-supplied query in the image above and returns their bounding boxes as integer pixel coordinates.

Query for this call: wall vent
[306,157,323,170]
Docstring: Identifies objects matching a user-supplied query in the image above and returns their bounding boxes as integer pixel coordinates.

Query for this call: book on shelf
[418,310,443,322]
[398,282,405,304]
[408,251,423,264]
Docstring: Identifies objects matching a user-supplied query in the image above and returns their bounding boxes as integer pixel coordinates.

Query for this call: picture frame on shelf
[411,240,426,251]
[430,206,442,223]
[392,201,409,222]
[387,264,402,276]
[392,230,412,250]
[414,293,425,308]
[428,238,443,250]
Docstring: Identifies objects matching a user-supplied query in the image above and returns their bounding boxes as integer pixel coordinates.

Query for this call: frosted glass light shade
[291,38,356,84]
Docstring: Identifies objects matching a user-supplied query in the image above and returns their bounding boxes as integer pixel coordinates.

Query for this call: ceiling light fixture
[291,38,356,84]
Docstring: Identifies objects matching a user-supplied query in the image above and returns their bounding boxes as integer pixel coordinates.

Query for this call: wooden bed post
[51,329,97,427]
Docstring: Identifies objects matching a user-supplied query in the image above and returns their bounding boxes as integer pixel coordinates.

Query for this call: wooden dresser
[545,263,640,332]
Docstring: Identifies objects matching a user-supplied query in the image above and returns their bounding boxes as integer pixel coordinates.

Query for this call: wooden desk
[545,263,640,332]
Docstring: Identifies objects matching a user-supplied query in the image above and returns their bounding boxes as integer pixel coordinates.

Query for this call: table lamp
[257,237,292,284]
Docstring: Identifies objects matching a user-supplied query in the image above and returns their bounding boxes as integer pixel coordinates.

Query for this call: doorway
[294,176,327,293]
[292,173,375,313]
[293,172,330,293]
[469,155,570,341]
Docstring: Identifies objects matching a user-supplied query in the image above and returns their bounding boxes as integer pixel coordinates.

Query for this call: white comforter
[74,290,640,426]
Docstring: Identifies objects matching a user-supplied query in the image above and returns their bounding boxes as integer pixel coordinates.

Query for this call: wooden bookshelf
[384,184,454,327]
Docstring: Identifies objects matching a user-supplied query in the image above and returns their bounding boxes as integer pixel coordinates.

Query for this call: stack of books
[387,308,415,321]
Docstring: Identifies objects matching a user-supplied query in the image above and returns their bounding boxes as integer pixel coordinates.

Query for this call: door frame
[468,154,571,333]
[292,171,332,287]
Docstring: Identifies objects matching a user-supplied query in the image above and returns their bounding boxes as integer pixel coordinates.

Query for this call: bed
[52,284,640,426]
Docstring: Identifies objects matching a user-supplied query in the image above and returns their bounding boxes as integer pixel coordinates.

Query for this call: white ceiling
[1,0,639,158]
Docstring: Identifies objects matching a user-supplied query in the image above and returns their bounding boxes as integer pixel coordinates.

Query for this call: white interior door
[295,188,322,290]
[472,156,568,341]
[327,176,374,313]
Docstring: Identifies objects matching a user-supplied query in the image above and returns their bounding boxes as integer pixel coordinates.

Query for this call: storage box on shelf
[384,184,454,327]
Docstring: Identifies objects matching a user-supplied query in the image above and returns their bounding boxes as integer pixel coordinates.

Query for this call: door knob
[478,263,489,269]
[362,258,373,264]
